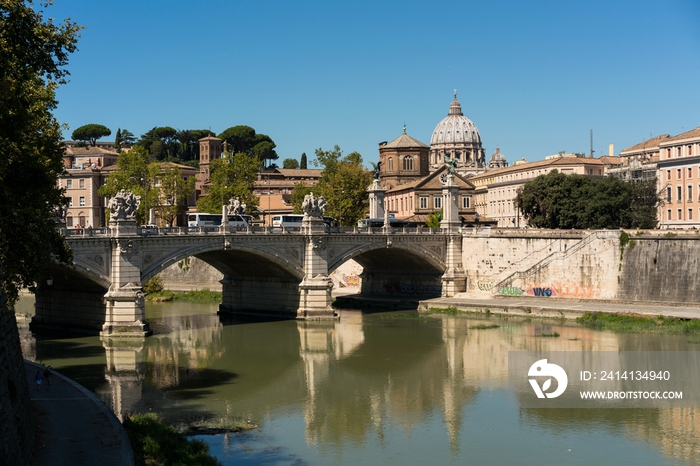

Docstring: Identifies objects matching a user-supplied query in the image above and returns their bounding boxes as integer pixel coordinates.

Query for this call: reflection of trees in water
[143,313,224,391]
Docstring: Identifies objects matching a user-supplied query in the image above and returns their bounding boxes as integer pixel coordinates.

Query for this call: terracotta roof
[382,132,429,149]
[386,165,475,193]
[469,156,604,181]
[275,168,323,178]
[597,156,624,166]
[65,146,119,156]
[620,134,670,154]
[664,126,700,143]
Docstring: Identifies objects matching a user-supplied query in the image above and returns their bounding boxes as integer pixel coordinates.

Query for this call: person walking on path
[43,365,52,389]
[34,370,43,390]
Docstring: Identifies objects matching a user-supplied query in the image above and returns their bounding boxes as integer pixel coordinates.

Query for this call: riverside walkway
[24,361,133,466]
[419,294,700,320]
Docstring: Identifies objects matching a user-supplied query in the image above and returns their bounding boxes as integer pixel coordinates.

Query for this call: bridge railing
[60,225,448,237]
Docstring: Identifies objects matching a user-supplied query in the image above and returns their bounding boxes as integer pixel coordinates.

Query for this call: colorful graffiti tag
[524,280,599,298]
[477,280,494,292]
[499,287,525,296]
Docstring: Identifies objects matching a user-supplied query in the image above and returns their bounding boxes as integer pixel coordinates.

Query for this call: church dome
[488,146,508,169]
[430,92,481,146]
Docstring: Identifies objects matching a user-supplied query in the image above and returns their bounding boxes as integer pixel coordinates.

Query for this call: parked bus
[272,215,337,228]
[188,213,251,228]
[272,214,304,228]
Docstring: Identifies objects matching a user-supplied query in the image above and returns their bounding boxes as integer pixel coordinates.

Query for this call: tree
[218,126,278,167]
[426,210,442,228]
[114,128,122,152]
[0,0,81,306]
[138,126,178,160]
[291,146,371,226]
[196,152,262,215]
[154,164,196,227]
[120,129,136,146]
[98,145,157,225]
[72,123,111,146]
[300,152,308,169]
[515,171,659,229]
[283,158,299,169]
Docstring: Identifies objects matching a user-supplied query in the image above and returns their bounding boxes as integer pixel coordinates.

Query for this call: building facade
[656,127,700,229]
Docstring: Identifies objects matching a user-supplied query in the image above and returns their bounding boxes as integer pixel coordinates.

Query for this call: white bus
[188,213,251,228]
[272,215,337,228]
[272,214,303,228]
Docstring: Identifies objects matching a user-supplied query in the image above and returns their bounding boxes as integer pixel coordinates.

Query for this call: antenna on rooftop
[589,129,595,158]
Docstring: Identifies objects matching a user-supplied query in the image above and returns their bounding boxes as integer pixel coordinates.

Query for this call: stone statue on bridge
[108,190,141,221]
[302,192,327,219]
[227,197,246,215]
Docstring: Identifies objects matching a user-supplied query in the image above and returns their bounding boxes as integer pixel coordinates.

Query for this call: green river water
[16,297,700,465]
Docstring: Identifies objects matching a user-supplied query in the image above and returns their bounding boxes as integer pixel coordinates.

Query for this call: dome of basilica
[430,92,482,146]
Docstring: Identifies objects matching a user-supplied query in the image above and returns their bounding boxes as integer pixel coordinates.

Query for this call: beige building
[469,154,608,227]
[384,165,481,224]
[657,126,700,229]
[58,145,121,228]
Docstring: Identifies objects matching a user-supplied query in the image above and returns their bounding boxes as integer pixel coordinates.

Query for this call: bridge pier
[297,217,336,319]
[440,175,467,296]
[102,220,151,337]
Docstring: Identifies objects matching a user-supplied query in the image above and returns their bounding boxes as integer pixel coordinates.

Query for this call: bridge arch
[141,242,305,284]
[328,240,446,299]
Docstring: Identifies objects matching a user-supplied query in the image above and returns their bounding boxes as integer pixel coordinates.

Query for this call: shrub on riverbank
[146,288,221,303]
[124,413,221,466]
[576,312,700,334]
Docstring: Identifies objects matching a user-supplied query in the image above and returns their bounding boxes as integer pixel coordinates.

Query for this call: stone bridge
[32,218,466,337]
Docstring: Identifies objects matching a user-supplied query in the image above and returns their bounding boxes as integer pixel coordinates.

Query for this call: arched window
[403,156,413,171]
[388,157,394,171]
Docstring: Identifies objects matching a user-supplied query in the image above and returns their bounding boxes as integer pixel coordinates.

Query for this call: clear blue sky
[49,0,700,166]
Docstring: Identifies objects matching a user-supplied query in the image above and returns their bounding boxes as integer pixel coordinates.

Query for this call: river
[16,297,700,465]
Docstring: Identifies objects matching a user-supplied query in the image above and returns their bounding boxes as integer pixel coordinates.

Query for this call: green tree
[154,164,196,226]
[426,210,442,228]
[120,128,136,146]
[72,123,111,146]
[98,145,158,225]
[300,152,308,169]
[218,126,278,167]
[290,183,313,213]
[515,171,658,229]
[0,0,81,306]
[138,126,178,160]
[114,128,122,152]
[196,152,262,215]
[283,158,299,169]
[291,146,371,226]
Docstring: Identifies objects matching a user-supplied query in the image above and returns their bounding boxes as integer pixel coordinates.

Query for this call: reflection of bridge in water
[27,308,700,462]
[32,217,466,336]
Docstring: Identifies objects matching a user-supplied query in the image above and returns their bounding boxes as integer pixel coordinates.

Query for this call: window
[79,216,85,226]
[79,179,85,189]
[462,196,471,209]
[434,196,442,209]
[66,179,73,189]
[679,147,683,157]
[690,145,694,156]
[689,185,693,202]
[689,168,693,179]
[420,196,428,209]
[666,187,672,203]
[79,196,86,207]
[677,169,682,180]
[667,170,671,181]
[689,209,693,220]
[677,186,682,202]
[403,156,413,171]
[66,216,73,227]
[678,209,682,220]
[388,157,393,171]
[667,209,672,220]
[67,197,73,207]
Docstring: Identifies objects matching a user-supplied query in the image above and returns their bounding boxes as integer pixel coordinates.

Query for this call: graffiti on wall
[330,274,361,288]
[477,280,494,292]
[524,280,599,298]
[495,280,599,298]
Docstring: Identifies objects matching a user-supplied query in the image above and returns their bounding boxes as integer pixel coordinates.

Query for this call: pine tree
[300,152,307,169]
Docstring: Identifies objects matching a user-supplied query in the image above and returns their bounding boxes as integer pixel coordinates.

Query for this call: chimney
[609,144,614,157]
